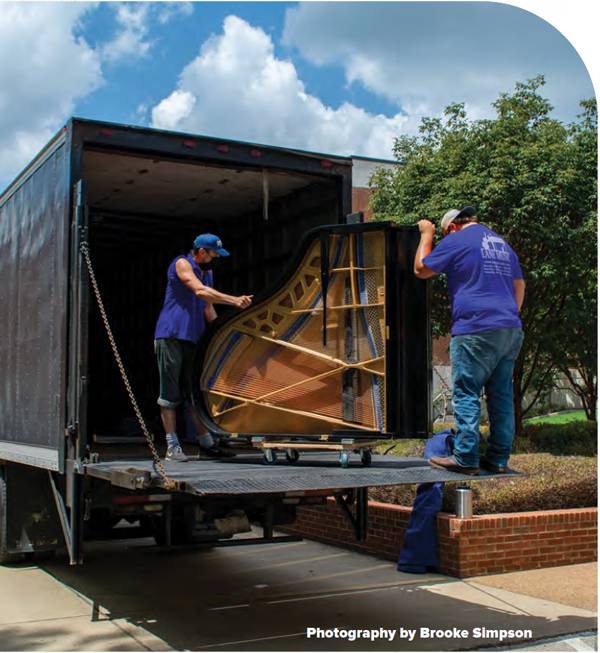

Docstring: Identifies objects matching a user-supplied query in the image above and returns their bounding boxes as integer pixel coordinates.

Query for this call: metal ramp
[83,453,519,495]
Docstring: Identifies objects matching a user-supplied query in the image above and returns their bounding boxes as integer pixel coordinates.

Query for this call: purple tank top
[154,254,213,343]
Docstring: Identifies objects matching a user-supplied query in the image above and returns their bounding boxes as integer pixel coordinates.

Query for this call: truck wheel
[0,467,22,565]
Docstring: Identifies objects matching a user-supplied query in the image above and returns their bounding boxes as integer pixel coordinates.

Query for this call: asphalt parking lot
[0,531,596,652]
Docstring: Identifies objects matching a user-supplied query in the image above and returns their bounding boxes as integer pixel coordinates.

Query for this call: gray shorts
[155,338,197,409]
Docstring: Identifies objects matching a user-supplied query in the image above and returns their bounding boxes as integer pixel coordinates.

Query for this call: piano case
[192,221,431,466]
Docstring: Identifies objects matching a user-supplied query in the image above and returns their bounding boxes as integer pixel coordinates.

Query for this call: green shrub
[514,421,597,456]
[376,420,597,459]
[369,454,597,515]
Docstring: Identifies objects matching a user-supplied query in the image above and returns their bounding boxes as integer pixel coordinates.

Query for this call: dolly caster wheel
[340,451,350,468]
[360,448,372,466]
[285,449,300,464]
[263,450,278,465]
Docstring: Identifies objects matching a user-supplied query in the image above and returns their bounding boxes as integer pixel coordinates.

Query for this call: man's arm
[204,303,218,323]
[514,278,526,311]
[175,258,253,309]
[414,220,437,279]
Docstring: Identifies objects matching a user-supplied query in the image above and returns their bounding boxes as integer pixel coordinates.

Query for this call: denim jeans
[450,328,524,468]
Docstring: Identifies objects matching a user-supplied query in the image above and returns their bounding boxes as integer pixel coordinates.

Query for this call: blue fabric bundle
[397,429,456,573]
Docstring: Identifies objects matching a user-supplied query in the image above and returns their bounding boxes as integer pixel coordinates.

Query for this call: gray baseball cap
[441,206,475,232]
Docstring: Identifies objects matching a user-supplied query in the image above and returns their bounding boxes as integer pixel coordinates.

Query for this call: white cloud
[151,15,416,158]
[156,2,194,25]
[282,2,595,126]
[101,3,153,63]
[153,90,196,129]
[0,2,102,185]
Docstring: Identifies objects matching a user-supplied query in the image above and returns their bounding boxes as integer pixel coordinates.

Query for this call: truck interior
[81,147,347,446]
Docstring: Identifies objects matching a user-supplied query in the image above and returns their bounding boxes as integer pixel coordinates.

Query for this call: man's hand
[414,220,436,278]
[418,219,436,237]
[235,295,253,309]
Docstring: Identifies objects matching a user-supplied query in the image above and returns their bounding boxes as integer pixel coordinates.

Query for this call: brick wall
[283,500,597,578]
[351,187,373,220]
[284,500,411,561]
[438,508,598,577]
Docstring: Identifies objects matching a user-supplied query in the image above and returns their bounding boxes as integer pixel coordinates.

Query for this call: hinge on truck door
[66,422,78,438]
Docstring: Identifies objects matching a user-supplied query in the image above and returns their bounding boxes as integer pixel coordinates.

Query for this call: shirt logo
[481,234,510,261]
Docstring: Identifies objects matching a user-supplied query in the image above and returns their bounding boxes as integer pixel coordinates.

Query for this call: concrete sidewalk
[0,536,596,651]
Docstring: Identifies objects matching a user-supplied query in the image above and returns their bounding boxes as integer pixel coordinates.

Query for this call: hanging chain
[80,241,179,491]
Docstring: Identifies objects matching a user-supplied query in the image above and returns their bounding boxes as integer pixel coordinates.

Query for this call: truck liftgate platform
[81,452,518,547]
[83,452,517,496]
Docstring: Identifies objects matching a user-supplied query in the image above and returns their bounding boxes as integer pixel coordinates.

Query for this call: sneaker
[428,455,479,476]
[479,456,508,474]
[165,444,189,463]
[198,444,236,460]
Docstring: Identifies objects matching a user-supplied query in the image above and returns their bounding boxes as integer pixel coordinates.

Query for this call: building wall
[351,156,398,221]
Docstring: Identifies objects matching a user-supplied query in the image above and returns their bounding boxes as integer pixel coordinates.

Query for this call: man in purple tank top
[414,207,526,475]
[155,234,253,462]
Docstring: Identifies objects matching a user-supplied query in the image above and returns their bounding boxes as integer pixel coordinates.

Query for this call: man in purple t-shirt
[414,207,526,475]
[155,233,253,462]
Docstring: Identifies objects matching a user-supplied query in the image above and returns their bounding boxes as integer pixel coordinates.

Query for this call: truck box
[0,118,438,565]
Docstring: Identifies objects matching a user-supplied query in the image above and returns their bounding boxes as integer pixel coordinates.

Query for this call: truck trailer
[0,119,484,566]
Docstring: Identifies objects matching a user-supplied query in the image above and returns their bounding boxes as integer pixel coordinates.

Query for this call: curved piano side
[192,223,392,440]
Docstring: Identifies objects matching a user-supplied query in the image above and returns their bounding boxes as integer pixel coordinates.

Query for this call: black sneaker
[198,445,236,460]
[479,456,508,474]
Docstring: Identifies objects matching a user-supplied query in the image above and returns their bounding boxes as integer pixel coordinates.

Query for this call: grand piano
[193,221,431,466]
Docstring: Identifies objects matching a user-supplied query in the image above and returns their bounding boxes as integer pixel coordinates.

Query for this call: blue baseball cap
[193,233,230,256]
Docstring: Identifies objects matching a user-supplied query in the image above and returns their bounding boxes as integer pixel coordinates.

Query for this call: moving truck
[0,119,434,565]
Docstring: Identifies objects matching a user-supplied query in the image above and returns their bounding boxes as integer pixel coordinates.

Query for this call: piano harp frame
[192,221,431,464]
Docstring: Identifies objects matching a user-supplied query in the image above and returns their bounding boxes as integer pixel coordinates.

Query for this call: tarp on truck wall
[0,137,70,469]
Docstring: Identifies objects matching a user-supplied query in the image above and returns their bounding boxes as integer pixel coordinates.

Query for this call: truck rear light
[217,144,229,152]
[320,160,332,167]
[183,140,196,148]
[250,149,261,157]
[99,128,113,136]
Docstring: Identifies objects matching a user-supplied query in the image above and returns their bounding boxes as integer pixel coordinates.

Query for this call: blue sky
[0,1,596,191]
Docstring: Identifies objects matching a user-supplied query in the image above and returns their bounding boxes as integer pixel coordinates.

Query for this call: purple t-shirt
[423,224,523,336]
[154,254,213,343]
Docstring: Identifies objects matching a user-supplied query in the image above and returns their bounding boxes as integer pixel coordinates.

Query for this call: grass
[523,410,591,425]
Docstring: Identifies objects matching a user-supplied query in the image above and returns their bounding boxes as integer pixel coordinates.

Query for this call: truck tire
[0,467,22,565]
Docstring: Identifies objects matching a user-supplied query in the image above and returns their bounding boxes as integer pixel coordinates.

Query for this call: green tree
[554,99,598,420]
[370,77,597,433]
